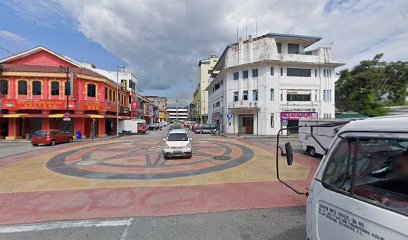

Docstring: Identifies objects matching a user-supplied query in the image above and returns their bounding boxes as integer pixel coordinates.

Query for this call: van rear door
[310,134,408,240]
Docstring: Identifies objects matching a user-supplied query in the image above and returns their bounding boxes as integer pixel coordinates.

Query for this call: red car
[31,129,73,146]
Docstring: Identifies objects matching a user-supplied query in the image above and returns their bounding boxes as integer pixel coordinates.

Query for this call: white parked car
[163,129,192,159]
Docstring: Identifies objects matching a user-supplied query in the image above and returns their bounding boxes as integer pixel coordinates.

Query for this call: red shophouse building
[0,46,132,140]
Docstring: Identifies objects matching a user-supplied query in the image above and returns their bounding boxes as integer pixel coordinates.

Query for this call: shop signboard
[280,112,318,120]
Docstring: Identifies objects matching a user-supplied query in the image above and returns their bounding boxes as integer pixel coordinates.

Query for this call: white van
[299,118,350,156]
[277,116,408,240]
[118,119,147,134]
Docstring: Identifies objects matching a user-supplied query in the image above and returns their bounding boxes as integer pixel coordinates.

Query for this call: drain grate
[212,155,231,160]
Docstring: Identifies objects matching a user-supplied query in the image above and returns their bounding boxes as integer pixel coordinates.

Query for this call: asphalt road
[0,207,306,240]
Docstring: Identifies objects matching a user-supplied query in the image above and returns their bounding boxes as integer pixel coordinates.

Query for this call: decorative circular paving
[47,139,254,180]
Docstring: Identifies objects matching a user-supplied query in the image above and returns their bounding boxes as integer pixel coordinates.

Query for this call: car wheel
[199,131,203,134]
[50,140,56,146]
[68,138,73,143]
[307,147,316,157]
[32,144,38,146]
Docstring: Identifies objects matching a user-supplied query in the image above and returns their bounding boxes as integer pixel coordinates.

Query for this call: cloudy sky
[0,0,407,106]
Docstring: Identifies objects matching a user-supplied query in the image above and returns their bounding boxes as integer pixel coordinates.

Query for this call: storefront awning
[87,114,104,119]
[2,114,26,118]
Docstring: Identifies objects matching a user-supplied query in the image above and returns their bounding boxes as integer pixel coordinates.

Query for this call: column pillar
[74,117,86,139]
[0,119,3,139]
[6,118,21,140]
[98,118,106,137]
[42,118,50,130]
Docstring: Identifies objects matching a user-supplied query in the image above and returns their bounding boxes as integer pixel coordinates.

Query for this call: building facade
[207,33,344,135]
[0,47,134,139]
[167,108,188,121]
[144,96,168,122]
[192,55,218,123]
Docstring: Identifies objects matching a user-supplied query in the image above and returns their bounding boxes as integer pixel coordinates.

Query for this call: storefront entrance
[240,115,254,134]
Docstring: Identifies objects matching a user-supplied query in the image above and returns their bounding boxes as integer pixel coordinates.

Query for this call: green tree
[335,54,408,117]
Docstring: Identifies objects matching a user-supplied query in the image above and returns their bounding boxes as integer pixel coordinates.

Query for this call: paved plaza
[0,127,319,239]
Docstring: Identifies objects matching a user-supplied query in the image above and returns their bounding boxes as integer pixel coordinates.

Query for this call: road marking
[119,218,134,240]
[0,218,133,233]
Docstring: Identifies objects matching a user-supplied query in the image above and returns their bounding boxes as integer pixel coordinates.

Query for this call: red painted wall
[6,50,77,68]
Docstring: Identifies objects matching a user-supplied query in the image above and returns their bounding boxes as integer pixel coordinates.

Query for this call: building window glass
[288,44,300,54]
[0,80,8,95]
[215,101,220,107]
[270,67,274,76]
[105,87,108,99]
[243,90,248,100]
[233,91,238,102]
[252,89,258,101]
[51,82,60,96]
[252,69,258,77]
[109,89,112,100]
[277,43,282,53]
[315,69,317,77]
[323,69,326,77]
[18,81,27,95]
[32,81,41,95]
[270,88,274,101]
[323,90,327,102]
[287,68,311,77]
[270,113,274,128]
[287,93,311,101]
[233,72,239,80]
[243,70,248,79]
[64,82,70,96]
[280,68,283,76]
[113,91,116,101]
[87,83,96,97]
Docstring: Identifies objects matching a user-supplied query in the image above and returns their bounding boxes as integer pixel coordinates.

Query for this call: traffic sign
[226,114,233,119]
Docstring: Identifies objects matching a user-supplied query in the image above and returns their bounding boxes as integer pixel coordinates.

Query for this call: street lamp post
[176,98,179,123]
[116,65,125,137]
[59,66,70,132]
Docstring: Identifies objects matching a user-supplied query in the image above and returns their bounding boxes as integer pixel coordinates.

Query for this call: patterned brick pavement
[0,136,319,225]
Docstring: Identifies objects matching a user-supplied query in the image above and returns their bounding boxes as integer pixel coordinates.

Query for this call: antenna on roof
[236,28,239,43]
[255,22,258,38]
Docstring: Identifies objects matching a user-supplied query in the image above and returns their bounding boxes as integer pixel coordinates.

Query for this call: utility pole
[59,66,70,132]
[116,65,125,137]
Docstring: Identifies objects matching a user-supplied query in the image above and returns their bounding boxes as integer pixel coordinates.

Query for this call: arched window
[32,81,42,95]
[18,81,27,95]
[0,80,8,95]
[87,83,96,97]
[51,82,60,96]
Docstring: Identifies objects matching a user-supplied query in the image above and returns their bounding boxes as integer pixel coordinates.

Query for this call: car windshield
[167,133,188,141]
[34,130,47,136]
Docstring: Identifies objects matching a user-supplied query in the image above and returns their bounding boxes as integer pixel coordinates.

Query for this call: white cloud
[0,30,29,45]
[3,0,408,104]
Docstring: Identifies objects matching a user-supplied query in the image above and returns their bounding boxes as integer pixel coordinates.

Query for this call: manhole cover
[212,155,231,160]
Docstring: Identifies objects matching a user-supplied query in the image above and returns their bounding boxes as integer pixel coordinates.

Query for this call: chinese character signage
[80,101,104,111]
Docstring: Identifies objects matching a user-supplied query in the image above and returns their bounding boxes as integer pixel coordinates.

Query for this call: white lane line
[119,218,134,240]
[0,218,133,234]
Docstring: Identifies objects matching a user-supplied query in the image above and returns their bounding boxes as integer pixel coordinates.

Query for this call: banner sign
[80,101,104,111]
[280,112,318,120]
[14,100,65,109]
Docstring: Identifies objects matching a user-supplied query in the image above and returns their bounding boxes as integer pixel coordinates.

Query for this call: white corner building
[206,33,344,135]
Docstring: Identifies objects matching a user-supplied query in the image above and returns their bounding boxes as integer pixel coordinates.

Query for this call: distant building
[167,108,188,121]
[144,96,168,122]
[192,55,218,123]
[207,33,344,135]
